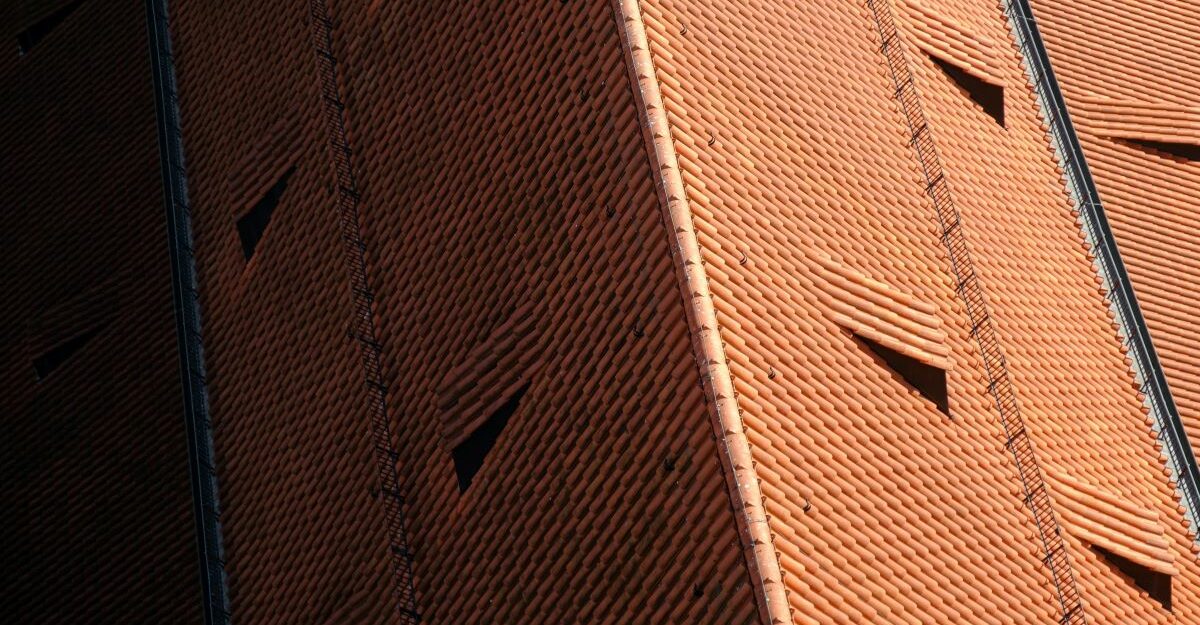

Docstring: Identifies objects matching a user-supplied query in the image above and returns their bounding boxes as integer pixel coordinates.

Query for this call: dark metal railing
[306,1,421,621]
[864,1,1086,623]
[144,1,231,623]
[1003,0,1200,537]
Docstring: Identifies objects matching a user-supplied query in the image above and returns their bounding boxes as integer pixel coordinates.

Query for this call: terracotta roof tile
[637,0,1200,622]
[1047,468,1179,577]
[0,1,200,620]
[815,253,952,371]
[1031,0,1200,462]
[1070,96,1200,148]
[170,0,760,622]
[897,0,1004,87]
[128,0,1200,622]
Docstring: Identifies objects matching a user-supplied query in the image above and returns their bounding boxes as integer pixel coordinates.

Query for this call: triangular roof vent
[816,255,952,414]
[898,0,1006,126]
[437,300,544,492]
[1046,468,1177,610]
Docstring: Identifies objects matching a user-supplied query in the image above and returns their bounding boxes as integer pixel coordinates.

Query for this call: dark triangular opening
[1121,138,1200,163]
[237,166,295,261]
[17,0,85,56]
[1094,546,1172,611]
[452,384,527,492]
[857,336,949,415]
[33,326,101,381]
[930,55,1005,127]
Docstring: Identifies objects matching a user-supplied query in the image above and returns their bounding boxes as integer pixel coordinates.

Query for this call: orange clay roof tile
[897,0,1004,87]
[1,3,203,620]
[617,1,794,621]
[1031,0,1200,463]
[1047,468,1179,577]
[171,0,765,622]
[637,0,1200,623]
[154,0,1200,622]
[436,299,545,449]
[1070,97,1200,147]
[815,253,952,371]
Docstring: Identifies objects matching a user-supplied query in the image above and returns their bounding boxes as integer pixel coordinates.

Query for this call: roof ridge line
[610,2,794,624]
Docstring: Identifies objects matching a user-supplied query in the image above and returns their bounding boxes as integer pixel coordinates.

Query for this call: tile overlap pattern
[171,0,760,622]
[636,0,1200,622]
[0,0,200,621]
[1030,0,1200,460]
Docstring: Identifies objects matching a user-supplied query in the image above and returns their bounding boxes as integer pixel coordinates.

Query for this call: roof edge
[1003,0,1200,538]
[609,2,793,623]
[144,0,230,622]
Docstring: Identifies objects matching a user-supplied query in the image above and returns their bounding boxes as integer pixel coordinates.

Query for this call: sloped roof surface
[11,0,1200,622]
[0,0,199,621]
[1029,0,1200,462]
[170,0,758,622]
[633,0,1200,622]
[163,0,1200,622]
[169,1,407,620]
[1047,468,1178,577]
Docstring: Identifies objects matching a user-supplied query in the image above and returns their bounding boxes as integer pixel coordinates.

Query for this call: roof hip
[610,1,796,623]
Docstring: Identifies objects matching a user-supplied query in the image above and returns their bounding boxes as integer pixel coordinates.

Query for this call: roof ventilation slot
[17,0,85,56]
[1121,139,1200,163]
[859,336,949,415]
[1095,546,1173,611]
[930,57,1005,126]
[816,255,951,414]
[437,300,543,492]
[1073,97,1200,163]
[897,0,1005,126]
[1046,468,1177,610]
[451,383,527,492]
[237,166,294,260]
[33,325,101,381]
[26,282,117,382]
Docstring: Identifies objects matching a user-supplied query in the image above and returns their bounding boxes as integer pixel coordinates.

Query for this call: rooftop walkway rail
[865,1,1087,622]
[307,1,421,621]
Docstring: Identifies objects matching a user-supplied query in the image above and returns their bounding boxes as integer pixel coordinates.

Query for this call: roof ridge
[610,2,794,623]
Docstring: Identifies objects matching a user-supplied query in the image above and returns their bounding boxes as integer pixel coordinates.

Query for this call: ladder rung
[867,5,1083,625]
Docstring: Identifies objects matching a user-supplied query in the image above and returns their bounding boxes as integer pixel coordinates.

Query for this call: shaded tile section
[169,0,758,622]
[237,166,293,261]
[15,0,84,55]
[0,0,199,621]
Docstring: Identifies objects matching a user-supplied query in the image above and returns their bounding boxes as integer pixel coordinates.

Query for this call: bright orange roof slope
[1029,0,1200,464]
[620,0,1200,623]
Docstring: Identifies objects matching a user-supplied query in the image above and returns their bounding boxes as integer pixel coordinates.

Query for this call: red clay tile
[1032,0,1200,466]
[0,1,200,621]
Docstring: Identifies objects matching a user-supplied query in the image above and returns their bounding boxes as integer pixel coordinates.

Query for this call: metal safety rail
[1003,0,1200,536]
[864,1,1086,623]
[307,2,421,622]
[144,1,231,623]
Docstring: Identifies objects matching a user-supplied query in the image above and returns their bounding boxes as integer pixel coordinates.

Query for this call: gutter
[1003,0,1200,537]
[611,2,794,624]
[144,1,231,623]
